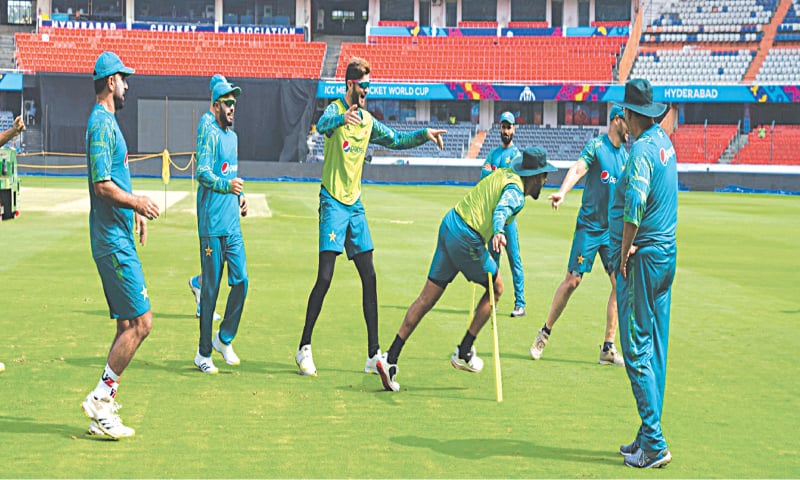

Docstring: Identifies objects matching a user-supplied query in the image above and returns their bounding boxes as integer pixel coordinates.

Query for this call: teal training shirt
[86,103,134,258]
[480,144,522,179]
[577,134,627,232]
[609,124,678,251]
[196,117,241,237]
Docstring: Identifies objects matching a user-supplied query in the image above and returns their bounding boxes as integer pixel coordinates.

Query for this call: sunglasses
[218,98,237,107]
[351,81,370,90]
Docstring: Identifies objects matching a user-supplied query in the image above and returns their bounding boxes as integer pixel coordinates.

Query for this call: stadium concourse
[4,0,800,192]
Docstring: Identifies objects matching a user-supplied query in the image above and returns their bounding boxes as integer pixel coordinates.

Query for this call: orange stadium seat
[15,28,324,79]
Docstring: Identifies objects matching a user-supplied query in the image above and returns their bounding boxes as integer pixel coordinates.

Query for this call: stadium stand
[774,0,800,41]
[670,124,739,163]
[735,124,800,164]
[340,36,626,82]
[477,124,599,162]
[756,46,800,81]
[14,27,326,79]
[633,0,778,84]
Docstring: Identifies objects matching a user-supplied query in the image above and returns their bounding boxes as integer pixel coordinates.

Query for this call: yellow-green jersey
[317,98,429,205]
[454,168,526,242]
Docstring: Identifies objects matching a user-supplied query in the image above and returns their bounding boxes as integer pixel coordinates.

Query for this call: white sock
[92,363,120,399]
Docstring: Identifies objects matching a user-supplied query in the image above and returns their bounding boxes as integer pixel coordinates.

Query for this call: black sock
[387,335,405,365]
[542,324,552,335]
[603,341,614,352]
[459,332,476,359]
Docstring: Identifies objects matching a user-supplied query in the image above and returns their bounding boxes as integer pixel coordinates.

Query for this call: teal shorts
[318,186,373,259]
[428,209,497,288]
[567,224,613,276]
[94,247,150,321]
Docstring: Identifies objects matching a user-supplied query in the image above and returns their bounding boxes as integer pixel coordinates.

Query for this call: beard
[501,132,513,145]
[217,111,232,129]
[113,92,125,110]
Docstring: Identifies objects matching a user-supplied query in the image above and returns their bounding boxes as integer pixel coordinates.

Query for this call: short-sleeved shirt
[576,134,627,232]
[480,144,522,180]
[609,124,678,253]
[86,103,134,258]
[196,117,241,237]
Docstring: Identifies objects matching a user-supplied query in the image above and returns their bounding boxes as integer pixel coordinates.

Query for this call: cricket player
[81,51,160,439]
[611,78,678,469]
[480,111,526,317]
[193,75,249,374]
[295,56,446,377]
[377,146,557,392]
[531,105,629,365]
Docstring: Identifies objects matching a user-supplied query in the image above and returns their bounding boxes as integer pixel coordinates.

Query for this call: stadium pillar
[479,100,493,130]
[125,0,134,24]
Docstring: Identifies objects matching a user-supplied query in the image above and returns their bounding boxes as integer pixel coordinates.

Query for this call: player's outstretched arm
[93,180,160,221]
[549,159,588,210]
[427,128,446,150]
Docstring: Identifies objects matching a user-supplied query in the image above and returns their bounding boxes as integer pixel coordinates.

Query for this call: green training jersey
[454,168,524,242]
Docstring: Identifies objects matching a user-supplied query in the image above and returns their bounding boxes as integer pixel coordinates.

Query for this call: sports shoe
[599,345,625,366]
[295,344,317,376]
[87,420,106,436]
[529,328,550,360]
[0,361,5,373]
[376,354,400,392]
[510,306,526,317]
[450,346,484,373]
[624,447,672,469]
[364,349,382,374]
[81,394,135,439]
[194,351,219,374]
[190,276,221,321]
[619,438,640,456]
[212,331,241,366]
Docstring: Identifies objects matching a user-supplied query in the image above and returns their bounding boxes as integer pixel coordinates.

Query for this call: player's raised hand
[548,191,566,210]
[230,177,244,195]
[134,194,160,221]
[344,104,361,125]
[427,128,446,150]
[12,116,25,135]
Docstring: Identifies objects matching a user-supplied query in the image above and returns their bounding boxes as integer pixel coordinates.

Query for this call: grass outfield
[1,176,797,478]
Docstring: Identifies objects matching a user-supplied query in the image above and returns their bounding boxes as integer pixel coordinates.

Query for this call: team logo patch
[659,146,676,166]
[342,140,350,153]
[600,170,610,183]
[124,153,129,169]
[221,161,230,175]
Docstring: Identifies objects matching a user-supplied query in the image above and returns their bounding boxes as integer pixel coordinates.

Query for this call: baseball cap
[609,104,624,121]
[499,111,516,125]
[511,146,557,177]
[211,75,242,102]
[92,51,134,81]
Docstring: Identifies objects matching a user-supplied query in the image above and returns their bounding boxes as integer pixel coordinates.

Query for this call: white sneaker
[530,328,550,360]
[295,344,317,376]
[364,349,382,374]
[376,353,400,392]
[194,351,219,374]
[190,276,222,321]
[599,345,625,366]
[0,361,5,373]
[87,421,113,439]
[81,394,135,439]
[212,331,240,366]
[450,346,484,373]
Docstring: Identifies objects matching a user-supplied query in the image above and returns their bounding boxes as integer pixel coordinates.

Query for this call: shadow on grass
[80,310,193,321]
[391,434,618,464]
[0,415,118,442]
[382,304,470,316]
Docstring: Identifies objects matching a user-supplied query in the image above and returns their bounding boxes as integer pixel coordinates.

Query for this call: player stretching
[81,52,160,439]
[377,147,556,392]
[530,105,629,365]
[295,57,446,376]
[480,111,526,317]
[193,75,249,374]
